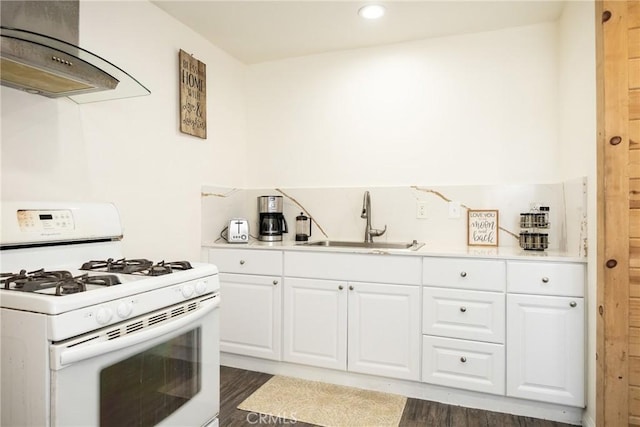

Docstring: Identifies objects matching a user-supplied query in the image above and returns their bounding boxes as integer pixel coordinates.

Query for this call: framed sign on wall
[179,49,207,139]
[467,209,499,246]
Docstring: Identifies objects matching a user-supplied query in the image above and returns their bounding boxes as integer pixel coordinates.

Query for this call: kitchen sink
[301,240,424,251]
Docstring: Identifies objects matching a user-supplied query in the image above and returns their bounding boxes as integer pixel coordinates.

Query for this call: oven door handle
[53,294,219,369]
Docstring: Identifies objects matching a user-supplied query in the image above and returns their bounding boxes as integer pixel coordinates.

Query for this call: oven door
[49,293,219,427]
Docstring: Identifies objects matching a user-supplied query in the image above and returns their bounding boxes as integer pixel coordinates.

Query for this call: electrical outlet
[416,201,428,219]
[448,201,461,218]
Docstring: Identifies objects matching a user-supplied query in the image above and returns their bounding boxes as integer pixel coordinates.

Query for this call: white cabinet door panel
[219,273,281,360]
[506,294,585,407]
[283,278,347,370]
[348,282,420,381]
[423,287,505,343]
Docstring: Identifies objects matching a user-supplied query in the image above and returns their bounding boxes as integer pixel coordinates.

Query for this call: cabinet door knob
[460,306,467,313]
[338,285,344,290]
[541,277,549,283]
[239,260,245,265]
[349,285,354,291]
[570,301,577,308]
[273,280,278,285]
[460,271,467,278]
[460,356,467,363]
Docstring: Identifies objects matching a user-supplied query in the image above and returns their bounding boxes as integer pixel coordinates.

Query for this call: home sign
[467,209,499,246]
[179,49,207,139]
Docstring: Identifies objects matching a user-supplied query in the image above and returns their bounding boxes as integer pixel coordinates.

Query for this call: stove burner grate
[81,258,153,274]
[1,269,122,295]
[80,258,193,276]
[147,260,193,276]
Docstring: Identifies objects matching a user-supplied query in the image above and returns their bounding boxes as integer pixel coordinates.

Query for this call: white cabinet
[421,257,506,395]
[283,278,347,370]
[208,249,283,360]
[348,281,421,380]
[207,246,587,411]
[423,258,506,291]
[284,251,421,285]
[423,287,505,343]
[507,261,585,297]
[208,248,282,276]
[506,294,584,406]
[422,335,505,395]
[506,261,585,407]
[218,273,282,360]
[283,261,421,381]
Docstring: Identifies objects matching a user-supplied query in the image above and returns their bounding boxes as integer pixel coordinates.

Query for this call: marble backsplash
[201,178,588,257]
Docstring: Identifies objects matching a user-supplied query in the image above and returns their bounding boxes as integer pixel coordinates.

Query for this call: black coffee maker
[258,196,288,242]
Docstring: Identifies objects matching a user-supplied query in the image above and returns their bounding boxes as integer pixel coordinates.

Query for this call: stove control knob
[195,281,207,294]
[181,284,195,298]
[96,307,113,325]
[117,302,133,318]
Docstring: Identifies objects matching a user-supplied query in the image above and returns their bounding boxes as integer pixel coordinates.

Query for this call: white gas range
[0,201,220,427]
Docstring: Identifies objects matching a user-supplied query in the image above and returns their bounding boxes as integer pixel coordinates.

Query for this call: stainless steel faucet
[360,190,387,243]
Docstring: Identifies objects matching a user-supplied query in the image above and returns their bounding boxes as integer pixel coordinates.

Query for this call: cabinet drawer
[423,258,505,291]
[423,288,505,343]
[284,251,421,285]
[422,336,505,395]
[507,261,585,297]
[208,248,282,275]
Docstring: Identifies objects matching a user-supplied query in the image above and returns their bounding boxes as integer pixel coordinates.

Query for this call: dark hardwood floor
[220,366,576,427]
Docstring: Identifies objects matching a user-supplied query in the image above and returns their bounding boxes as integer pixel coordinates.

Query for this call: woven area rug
[237,375,407,427]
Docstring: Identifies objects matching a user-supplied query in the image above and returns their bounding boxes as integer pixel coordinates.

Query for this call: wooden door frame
[596,1,636,425]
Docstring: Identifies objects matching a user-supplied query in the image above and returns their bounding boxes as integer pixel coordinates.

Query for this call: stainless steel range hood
[0,1,150,103]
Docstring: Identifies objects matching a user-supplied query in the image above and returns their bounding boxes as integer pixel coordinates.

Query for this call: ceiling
[151,1,566,65]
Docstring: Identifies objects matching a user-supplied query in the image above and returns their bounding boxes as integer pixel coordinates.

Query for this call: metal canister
[520,213,535,228]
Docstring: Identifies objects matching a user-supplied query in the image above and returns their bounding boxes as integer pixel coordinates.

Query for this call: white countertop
[202,239,586,263]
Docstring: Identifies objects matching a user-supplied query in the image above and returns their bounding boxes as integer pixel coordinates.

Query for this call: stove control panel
[47,273,220,341]
[17,209,74,232]
[92,278,214,326]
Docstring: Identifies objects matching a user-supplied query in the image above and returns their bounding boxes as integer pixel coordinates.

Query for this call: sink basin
[301,240,424,251]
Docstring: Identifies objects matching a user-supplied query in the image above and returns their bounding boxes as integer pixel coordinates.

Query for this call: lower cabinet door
[219,273,282,360]
[422,335,505,395]
[348,282,421,381]
[506,294,585,407]
[283,278,347,370]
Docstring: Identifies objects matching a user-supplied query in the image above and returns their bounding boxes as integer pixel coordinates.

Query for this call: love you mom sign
[467,210,499,247]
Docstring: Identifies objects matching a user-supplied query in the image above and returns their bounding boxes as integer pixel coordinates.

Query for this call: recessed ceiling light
[358,4,386,20]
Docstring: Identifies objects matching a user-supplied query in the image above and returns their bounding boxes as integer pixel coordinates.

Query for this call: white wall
[1,0,247,261]
[558,1,596,181]
[557,1,597,425]
[245,22,560,188]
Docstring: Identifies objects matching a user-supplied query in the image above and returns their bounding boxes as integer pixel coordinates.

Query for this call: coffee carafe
[258,196,288,242]
[295,212,312,242]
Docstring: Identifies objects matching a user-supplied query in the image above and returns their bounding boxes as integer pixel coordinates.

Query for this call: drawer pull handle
[460,356,467,363]
[541,277,549,283]
[273,280,278,286]
[570,301,577,308]
[239,260,245,265]
[349,285,354,291]
[460,306,467,313]
[339,285,344,290]
[460,272,467,278]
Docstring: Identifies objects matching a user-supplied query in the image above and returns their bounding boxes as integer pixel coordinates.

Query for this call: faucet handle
[370,225,387,237]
